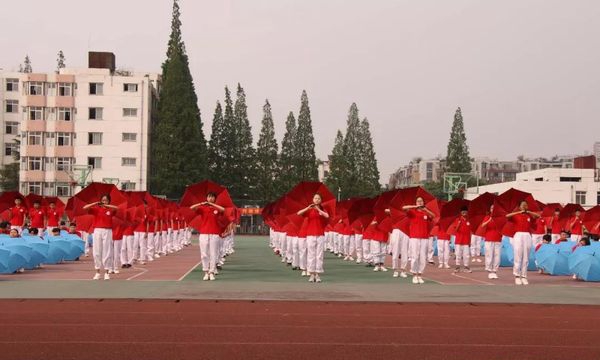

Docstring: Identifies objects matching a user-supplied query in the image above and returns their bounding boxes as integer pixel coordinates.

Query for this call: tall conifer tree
[294,90,318,181]
[446,107,472,173]
[255,100,279,203]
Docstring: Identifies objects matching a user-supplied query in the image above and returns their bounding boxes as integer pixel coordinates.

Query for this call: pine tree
[325,130,346,199]
[22,55,32,73]
[231,83,255,201]
[357,117,381,195]
[162,0,185,80]
[56,50,66,72]
[207,101,226,183]
[445,107,472,173]
[150,0,208,198]
[255,100,279,203]
[279,111,298,193]
[340,103,362,197]
[294,90,318,181]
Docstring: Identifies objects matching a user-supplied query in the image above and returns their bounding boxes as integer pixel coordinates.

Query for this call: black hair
[555,208,561,212]
[581,237,591,246]
[52,227,61,234]
[542,234,552,242]
[69,223,76,227]
[33,200,41,205]
[0,222,9,229]
[101,193,111,203]
[460,206,468,212]
[29,228,39,235]
[60,221,66,226]
[207,192,217,198]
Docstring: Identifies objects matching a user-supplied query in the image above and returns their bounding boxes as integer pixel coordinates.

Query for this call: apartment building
[0,52,160,197]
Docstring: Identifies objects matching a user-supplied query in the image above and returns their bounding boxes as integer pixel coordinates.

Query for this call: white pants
[470,235,482,257]
[427,237,435,263]
[571,234,582,243]
[92,228,113,271]
[484,241,501,272]
[199,234,221,273]
[344,235,354,256]
[121,235,134,265]
[513,232,532,278]
[409,238,428,274]
[551,234,560,244]
[298,238,308,270]
[399,231,410,270]
[333,233,341,254]
[306,235,324,274]
[134,232,146,262]
[354,234,363,262]
[455,244,470,267]
[437,239,450,266]
[370,240,386,264]
[362,239,372,263]
[112,240,122,271]
[291,236,299,268]
[146,232,155,259]
[532,234,544,246]
[286,235,295,263]
[280,232,288,257]
[390,229,401,270]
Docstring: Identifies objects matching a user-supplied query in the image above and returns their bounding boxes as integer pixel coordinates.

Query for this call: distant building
[317,157,330,183]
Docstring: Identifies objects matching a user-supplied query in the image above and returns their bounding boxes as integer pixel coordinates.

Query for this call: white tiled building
[0,52,160,197]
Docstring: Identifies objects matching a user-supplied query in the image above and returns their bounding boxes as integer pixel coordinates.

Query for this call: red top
[453,217,472,245]
[196,205,221,235]
[304,208,327,237]
[370,224,389,243]
[436,228,451,241]
[147,215,156,233]
[47,209,60,227]
[89,206,115,229]
[532,218,546,235]
[407,209,430,239]
[10,205,27,226]
[134,214,148,232]
[482,215,502,242]
[570,217,583,236]
[123,225,135,236]
[173,217,180,231]
[551,215,561,234]
[511,213,533,233]
[535,243,543,252]
[29,208,46,228]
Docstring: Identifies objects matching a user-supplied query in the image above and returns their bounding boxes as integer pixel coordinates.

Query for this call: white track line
[451,272,494,285]
[178,261,201,281]
[126,267,149,281]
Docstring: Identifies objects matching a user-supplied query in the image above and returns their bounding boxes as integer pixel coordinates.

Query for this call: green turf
[184,236,431,284]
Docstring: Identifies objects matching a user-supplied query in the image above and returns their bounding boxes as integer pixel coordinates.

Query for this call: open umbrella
[535,244,570,275]
[583,206,600,235]
[0,247,12,274]
[388,186,435,214]
[282,181,336,220]
[180,180,236,232]
[348,197,376,232]
[468,192,497,233]
[559,204,585,230]
[569,248,600,282]
[373,190,399,223]
[24,193,44,209]
[438,198,471,233]
[68,183,128,218]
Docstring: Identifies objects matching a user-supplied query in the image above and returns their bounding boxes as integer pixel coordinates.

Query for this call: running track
[2,300,599,360]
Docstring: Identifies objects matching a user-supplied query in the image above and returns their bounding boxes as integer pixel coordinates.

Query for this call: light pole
[337,187,341,201]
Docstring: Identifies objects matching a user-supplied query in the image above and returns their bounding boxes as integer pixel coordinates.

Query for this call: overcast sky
[2,0,599,183]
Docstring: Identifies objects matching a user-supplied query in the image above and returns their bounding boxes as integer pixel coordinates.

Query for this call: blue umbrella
[22,237,50,265]
[2,244,37,269]
[432,237,438,257]
[46,237,82,261]
[570,252,600,282]
[558,241,577,253]
[45,239,69,264]
[535,245,570,275]
[0,247,12,274]
[569,246,596,271]
[500,237,514,267]
[528,245,538,271]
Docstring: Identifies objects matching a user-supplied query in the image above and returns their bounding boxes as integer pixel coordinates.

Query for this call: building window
[6,78,19,92]
[4,143,17,157]
[121,157,137,167]
[27,182,43,195]
[88,132,103,145]
[27,132,43,145]
[45,132,56,146]
[123,83,138,92]
[597,192,600,206]
[5,100,19,113]
[56,183,71,197]
[58,83,72,96]
[87,157,102,169]
[58,107,72,121]
[46,83,57,97]
[89,83,103,95]
[121,182,136,190]
[57,132,72,146]
[88,107,103,120]
[122,133,137,142]
[44,157,55,171]
[575,191,586,205]
[27,82,44,96]
[56,157,73,171]
[28,157,42,171]
[28,107,44,120]
[5,121,19,135]
[123,108,138,117]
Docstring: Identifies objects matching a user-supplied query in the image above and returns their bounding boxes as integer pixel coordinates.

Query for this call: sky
[1,0,599,184]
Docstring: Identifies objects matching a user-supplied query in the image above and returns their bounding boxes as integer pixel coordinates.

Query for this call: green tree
[255,99,279,203]
[445,107,472,173]
[150,0,208,198]
[357,117,381,195]
[279,111,298,193]
[21,55,32,73]
[0,163,19,191]
[325,130,346,199]
[294,90,318,181]
[340,103,362,197]
[56,50,66,72]
[231,83,256,201]
[207,101,225,183]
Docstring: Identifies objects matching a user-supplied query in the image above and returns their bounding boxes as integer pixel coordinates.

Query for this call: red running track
[1,300,599,360]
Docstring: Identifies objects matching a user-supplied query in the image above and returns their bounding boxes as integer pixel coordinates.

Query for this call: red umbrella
[558,203,585,231]
[373,190,400,223]
[584,206,600,234]
[388,186,435,213]
[123,191,148,207]
[0,191,26,212]
[468,192,497,233]
[491,188,539,234]
[68,182,128,218]
[24,193,44,208]
[282,182,336,227]
[72,214,94,233]
[438,198,471,232]
[180,180,235,232]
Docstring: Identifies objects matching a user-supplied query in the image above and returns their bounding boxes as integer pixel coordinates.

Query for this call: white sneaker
[92,273,101,280]
[301,271,307,277]
[309,274,315,283]
[380,266,388,272]
[315,275,322,283]
[348,257,354,261]
[515,277,522,285]
[373,265,380,272]
[209,273,216,281]
[477,258,483,263]
[154,254,160,259]
[444,264,450,269]
[203,273,209,281]
[412,276,419,284]
[343,256,349,261]
[521,278,529,285]
[572,274,577,280]
[139,261,146,265]
[492,273,498,279]
[488,273,493,279]
[438,264,443,269]
[113,270,120,274]
[400,271,408,278]
[393,271,399,278]
[281,257,286,263]
[356,259,361,264]
[418,276,425,284]
[103,273,110,281]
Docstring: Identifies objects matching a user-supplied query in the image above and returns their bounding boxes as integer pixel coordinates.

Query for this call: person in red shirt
[28,201,46,235]
[532,215,547,246]
[190,192,225,281]
[297,219,309,276]
[68,223,82,238]
[121,223,135,269]
[83,194,119,281]
[46,202,61,234]
[435,227,451,270]
[369,220,389,272]
[297,193,330,283]
[481,205,502,279]
[568,211,585,242]
[8,198,27,232]
[506,200,540,285]
[549,208,562,243]
[555,231,569,244]
[133,203,149,265]
[403,196,435,285]
[451,206,473,274]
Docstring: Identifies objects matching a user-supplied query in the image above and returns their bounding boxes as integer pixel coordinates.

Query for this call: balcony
[25,95,47,107]
[20,170,45,182]
[49,146,75,158]
[22,120,46,132]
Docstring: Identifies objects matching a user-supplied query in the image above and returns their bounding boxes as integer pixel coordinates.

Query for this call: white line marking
[127,267,148,281]
[178,261,201,281]
[451,273,494,285]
